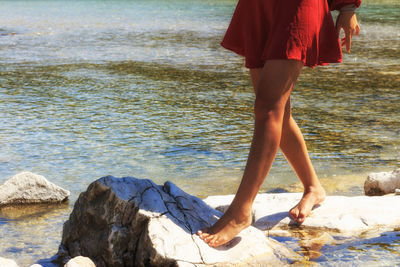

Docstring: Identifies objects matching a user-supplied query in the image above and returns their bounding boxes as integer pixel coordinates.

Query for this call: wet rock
[265,188,289,193]
[205,193,400,237]
[0,28,17,36]
[58,176,299,267]
[364,169,400,196]
[0,172,70,207]
[0,257,19,267]
[64,256,95,267]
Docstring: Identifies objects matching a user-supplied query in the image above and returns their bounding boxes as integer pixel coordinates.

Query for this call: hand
[335,11,360,53]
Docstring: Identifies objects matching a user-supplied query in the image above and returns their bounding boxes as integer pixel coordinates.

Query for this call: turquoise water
[0,0,399,265]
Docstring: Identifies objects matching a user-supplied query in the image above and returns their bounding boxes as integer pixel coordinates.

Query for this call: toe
[297,212,306,223]
[212,236,229,247]
[209,236,220,247]
[200,232,210,239]
[200,233,211,241]
[204,234,215,243]
[197,228,210,239]
[289,207,299,221]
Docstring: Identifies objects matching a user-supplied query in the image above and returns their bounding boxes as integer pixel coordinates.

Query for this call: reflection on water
[0,204,70,266]
[0,0,399,265]
[271,228,400,266]
[0,203,69,220]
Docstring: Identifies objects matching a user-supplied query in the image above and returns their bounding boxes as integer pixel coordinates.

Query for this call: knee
[282,109,292,131]
[253,97,286,124]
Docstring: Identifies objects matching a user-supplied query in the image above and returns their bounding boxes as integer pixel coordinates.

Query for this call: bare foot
[289,186,326,223]
[197,207,252,247]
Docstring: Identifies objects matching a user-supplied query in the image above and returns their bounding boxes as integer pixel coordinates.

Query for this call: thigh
[250,68,262,94]
[255,60,303,108]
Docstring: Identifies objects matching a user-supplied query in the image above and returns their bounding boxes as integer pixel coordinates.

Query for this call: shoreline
[2,172,400,266]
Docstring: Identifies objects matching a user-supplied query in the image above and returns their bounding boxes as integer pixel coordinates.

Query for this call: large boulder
[205,193,400,237]
[0,172,70,207]
[364,169,400,196]
[58,176,299,267]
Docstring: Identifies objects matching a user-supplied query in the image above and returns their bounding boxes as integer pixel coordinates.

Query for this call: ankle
[304,185,326,199]
[225,203,253,223]
[304,183,324,192]
[227,203,252,216]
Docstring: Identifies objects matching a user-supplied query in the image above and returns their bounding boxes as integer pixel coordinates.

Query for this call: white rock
[29,264,43,267]
[58,176,299,266]
[0,172,70,206]
[205,193,400,237]
[364,169,400,196]
[64,256,95,267]
[0,257,19,267]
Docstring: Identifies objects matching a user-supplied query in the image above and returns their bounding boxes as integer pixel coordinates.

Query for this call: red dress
[221,0,361,68]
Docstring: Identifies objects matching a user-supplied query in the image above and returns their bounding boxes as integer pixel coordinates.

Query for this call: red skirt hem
[222,40,342,68]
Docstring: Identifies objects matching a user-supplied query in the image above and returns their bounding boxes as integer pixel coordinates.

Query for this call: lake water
[0,0,399,265]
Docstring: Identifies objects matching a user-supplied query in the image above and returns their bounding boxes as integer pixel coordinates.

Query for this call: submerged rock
[0,172,70,207]
[58,176,299,267]
[364,169,400,196]
[205,193,400,237]
[0,257,19,267]
[0,28,17,36]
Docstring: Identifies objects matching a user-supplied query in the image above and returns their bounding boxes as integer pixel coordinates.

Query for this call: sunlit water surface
[0,0,399,265]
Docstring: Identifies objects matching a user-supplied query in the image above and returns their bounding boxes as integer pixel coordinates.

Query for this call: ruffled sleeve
[329,0,361,11]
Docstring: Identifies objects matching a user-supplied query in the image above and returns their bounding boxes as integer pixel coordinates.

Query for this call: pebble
[0,257,19,267]
[64,256,96,267]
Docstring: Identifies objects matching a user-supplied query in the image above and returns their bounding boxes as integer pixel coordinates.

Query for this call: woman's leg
[250,69,326,223]
[197,60,303,247]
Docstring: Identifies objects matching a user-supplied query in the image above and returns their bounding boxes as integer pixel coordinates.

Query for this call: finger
[346,30,352,52]
[355,24,360,36]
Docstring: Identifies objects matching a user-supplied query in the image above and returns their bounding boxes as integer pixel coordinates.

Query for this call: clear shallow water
[0,0,399,265]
